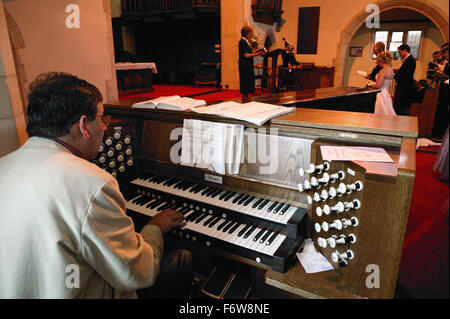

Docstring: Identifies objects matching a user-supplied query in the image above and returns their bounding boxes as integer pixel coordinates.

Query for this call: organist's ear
[77,115,91,140]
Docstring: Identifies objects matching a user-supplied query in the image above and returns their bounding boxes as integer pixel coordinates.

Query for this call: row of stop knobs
[299,162,361,267]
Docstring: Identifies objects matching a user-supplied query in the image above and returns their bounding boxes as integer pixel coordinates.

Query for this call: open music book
[181,119,244,175]
[132,95,206,111]
[191,101,295,126]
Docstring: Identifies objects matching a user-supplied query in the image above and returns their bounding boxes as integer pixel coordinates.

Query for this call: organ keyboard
[104,95,417,299]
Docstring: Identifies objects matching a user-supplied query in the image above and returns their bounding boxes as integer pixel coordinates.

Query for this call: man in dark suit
[393,44,416,115]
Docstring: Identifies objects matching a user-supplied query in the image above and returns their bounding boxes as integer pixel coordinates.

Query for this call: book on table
[132,95,206,111]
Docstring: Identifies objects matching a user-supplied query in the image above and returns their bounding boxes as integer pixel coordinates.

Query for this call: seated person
[0,72,192,299]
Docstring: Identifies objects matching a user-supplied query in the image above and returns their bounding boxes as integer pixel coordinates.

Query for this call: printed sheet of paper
[181,119,244,175]
[296,239,334,274]
[320,146,394,163]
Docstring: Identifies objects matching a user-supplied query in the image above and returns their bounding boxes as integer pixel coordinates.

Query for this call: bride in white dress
[372,51,396,115]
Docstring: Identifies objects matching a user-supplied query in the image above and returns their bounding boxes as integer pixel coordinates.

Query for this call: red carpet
[398,149,449,299]
[120,85,449,298]
[119,85,267,103]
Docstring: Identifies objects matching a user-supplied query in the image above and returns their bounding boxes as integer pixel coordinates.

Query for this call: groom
[393,44,416,115]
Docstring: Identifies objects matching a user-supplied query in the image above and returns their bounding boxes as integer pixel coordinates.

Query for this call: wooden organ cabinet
[103,99,417,299]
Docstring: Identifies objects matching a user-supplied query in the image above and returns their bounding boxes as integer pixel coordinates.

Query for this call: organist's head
[26,72,108,160]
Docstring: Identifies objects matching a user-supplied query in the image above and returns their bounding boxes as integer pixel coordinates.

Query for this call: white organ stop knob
[329,170,345,182]
[344,199,361,211]
[299,164,315,176]
[321,219,343,232]
[326,236,336,248]
[320,190,329,201]
[332,250,355,263]
[299,162,330,176]
[317,237,327,248]
[314,223,322,233]
[317,173,330,185]
[313,192,321,202]
[316,206,323,217]
[328,187,337,199]
[342,217,359,228]
[334,233,357,244]
[346,181,364,194]
[331,202,345,213]
[337,183,347,197]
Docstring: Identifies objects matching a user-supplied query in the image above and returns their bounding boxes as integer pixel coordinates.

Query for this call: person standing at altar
[366,41,386,82]
[393,44,416,115]
[372,51,396,115]
[239,26,265,97]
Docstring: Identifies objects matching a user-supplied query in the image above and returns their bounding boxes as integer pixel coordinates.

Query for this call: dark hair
[241,26,252,38]
[433,51,441,55]
[398,44,411,52]
[26,72,103,137]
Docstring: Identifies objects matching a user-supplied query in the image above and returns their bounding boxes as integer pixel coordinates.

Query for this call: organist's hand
[147,209,187,233]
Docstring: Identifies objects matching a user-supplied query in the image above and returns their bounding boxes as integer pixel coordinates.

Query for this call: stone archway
[4,7,27,114]
[334,0,449,87]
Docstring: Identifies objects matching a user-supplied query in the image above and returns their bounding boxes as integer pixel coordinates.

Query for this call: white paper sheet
[320,146,394,163]
[296,239,334,273]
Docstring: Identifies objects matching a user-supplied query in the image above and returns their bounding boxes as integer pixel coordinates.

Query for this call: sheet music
[320,146,394,162]
[191,101,295,126]
[181,119,244,175]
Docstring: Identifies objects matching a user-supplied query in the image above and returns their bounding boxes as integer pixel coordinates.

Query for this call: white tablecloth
[115,62,158,74]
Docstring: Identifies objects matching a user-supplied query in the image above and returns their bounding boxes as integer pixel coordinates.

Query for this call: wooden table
[116,62,158,93]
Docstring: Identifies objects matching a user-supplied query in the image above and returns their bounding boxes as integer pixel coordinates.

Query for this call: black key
[228,221,242,234]
[131,195,143,204]
[223,220,237,232]
[181,182,195,190]
[209,189,223,198]
[266,232,278,245]
[189,184,202,193]
[219,191,232,200]
[243,196,255,206]
[201,187,213,196]
[205,188,218,197]
[172,180,185,189]
[223,192,236,201]
[203,215,217,226]
[237,224,251,237]
[257,199,270,210]
[208,216,221,228]
[149,198,164,209]
[272,202,284,214]
[259,230,272,243]
[217,219,231,231]
[157,201,172,212]
[194,213,208,224]
[252,198,264,209]
[232,194,245,204]
[145,198,158,208]
[279,204,290,215]
[253,228,265,241]
[267,201,279,212]
[186,210,202,222]
[193,186,208,194]
[156,177,171,184]
[237,195,250,205]
[163,178,177,186]
[243,225,256,239]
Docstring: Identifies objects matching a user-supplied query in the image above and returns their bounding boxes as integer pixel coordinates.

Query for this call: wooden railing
[121,0,219,17]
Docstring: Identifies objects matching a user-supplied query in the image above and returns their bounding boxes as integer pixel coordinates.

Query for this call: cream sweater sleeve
[81,179,163,292]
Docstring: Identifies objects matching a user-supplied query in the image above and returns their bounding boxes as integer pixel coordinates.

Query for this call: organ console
[102,93,417,299]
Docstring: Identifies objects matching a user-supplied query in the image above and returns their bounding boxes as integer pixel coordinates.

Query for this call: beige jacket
[0,137,163,298]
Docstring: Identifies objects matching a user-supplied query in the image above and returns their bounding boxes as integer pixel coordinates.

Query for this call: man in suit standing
[393,44,416,115]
